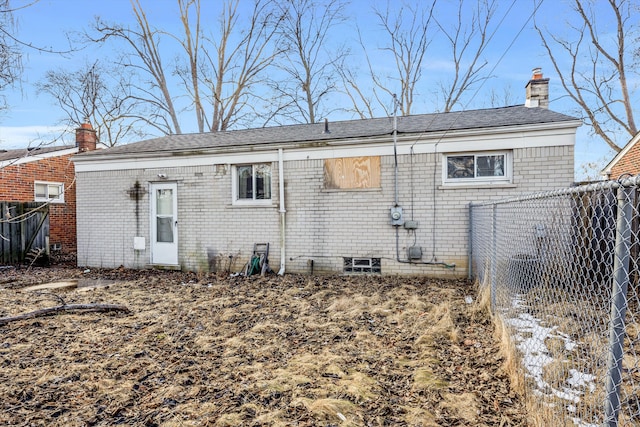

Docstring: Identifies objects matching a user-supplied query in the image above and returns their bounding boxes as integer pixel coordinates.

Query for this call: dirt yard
[0,267,526,426]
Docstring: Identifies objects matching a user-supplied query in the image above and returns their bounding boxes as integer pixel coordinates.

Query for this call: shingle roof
[0,145,75,162]
[78,105,580,158]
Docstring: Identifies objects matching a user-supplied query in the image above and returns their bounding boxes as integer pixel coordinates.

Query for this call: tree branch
[0,304,131,326]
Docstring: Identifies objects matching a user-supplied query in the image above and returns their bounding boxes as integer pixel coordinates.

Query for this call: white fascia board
[74,151,281,172]
[73,121,580,172]
[0,147,79,168]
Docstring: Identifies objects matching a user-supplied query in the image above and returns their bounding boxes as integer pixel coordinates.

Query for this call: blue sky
[0,0,620,179]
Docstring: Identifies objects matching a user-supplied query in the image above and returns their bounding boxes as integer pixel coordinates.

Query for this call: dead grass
[493,313,526,396]
[0,267,526,426]
[493,282,638,426]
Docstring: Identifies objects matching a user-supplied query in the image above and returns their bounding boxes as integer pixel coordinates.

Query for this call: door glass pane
[447,156,474,178]
[157,189,173,215]
[156,217,173,243]
[156,189,174,243]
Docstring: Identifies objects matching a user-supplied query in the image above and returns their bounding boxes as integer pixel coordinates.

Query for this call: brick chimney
[76,120,97,152]
[525,67,549,109]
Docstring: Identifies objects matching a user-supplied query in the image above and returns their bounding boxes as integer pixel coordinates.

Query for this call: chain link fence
[470,177,640,427]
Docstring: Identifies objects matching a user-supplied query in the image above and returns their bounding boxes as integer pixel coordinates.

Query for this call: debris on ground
[0,267,527,426]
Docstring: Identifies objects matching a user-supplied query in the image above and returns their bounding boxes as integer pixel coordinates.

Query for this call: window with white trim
[232,164,272,204]
[34,181,64,203]
[443,152,511,184]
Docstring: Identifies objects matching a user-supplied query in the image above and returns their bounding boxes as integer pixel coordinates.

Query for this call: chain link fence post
[604,185,634,426]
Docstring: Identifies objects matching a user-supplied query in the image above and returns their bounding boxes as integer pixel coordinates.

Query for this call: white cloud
[0,125,70,149]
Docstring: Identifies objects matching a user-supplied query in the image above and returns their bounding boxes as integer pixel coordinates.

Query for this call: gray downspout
[278,148,286,275]
[468,203,473,280]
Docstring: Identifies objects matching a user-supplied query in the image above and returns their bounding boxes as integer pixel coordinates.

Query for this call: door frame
[150,182,178,266]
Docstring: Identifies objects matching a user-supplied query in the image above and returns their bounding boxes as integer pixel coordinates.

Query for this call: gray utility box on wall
[407,246,422,260]
[404,220,419,230]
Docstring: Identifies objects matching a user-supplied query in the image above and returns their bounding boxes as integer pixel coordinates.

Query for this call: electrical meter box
[390,206,403,226]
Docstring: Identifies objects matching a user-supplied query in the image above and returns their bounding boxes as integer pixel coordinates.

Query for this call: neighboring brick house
[73,70,581,277]
[0,123,99,254]
[601,132,640,180]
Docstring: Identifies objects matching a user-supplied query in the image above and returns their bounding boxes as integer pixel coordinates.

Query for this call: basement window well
[343,257,381,274]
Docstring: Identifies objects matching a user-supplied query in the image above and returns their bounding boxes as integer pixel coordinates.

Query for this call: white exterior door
[150,182,178,265]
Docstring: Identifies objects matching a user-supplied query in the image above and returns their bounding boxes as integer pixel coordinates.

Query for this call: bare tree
[37,61,148,147]
[434,0,497,112]
[270,0,348,124]
[194,0,285,131]
[90,0,182,135]
[485,84,517,108]
[337,1,437,118]
[340,0,501,118]
[371,1,437,116]
[0,0,21,108]
[90,0,283,134]
[0,0,81,158]
[536,0,638,152]
[175,0,204,132]
[334,56,375,119]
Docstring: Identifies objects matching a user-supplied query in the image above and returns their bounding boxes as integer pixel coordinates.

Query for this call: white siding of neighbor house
[75,139,573,277]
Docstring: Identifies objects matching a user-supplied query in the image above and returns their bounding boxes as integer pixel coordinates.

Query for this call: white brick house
[73,73,581,277]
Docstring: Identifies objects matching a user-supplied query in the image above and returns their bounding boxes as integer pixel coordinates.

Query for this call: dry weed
[0,268,526,426]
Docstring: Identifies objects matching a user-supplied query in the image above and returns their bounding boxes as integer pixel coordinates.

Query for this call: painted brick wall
[76,143,574,277]
[282,145,573,277]
[76,165,281,271]
[0,154,77,253]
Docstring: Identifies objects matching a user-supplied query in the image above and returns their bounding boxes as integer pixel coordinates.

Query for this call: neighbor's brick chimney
[525,67,549,109]
[76,120,97,152]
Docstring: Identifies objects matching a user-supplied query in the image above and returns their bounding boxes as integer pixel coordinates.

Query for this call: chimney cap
[531,67,543,80]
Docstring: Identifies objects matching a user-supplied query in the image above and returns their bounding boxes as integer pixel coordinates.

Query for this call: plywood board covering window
[324,156,381,189]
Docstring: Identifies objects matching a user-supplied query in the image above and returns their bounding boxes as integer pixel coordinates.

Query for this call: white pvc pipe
[278,148,286,275]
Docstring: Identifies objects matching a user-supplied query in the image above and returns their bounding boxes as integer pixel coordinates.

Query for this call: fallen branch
[0,304,130,326]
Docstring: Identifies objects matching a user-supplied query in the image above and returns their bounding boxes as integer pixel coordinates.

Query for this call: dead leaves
[0,268,527,426]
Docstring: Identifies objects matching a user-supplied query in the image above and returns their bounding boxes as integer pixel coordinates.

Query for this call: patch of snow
[567,369,596,393]
[504,301,598,426]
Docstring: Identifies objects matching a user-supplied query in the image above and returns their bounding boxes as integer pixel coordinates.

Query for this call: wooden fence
[0,202,50,265]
